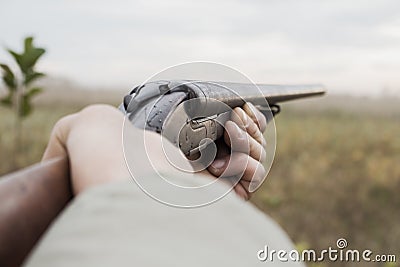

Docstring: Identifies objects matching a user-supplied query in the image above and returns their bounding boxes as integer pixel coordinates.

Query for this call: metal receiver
[121,80,325,156]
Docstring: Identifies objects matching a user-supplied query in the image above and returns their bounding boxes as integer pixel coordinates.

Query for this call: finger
[238,179,260,195]
[207,152,266,186]
[223,121,266,162]
[207,154,230,178]
[238,159,266,192]
[42,113,78,161]
[243,102,267,132]
[238,180,253,197]
[208,152,266,196]
[220,175,253,200]
[234,182,252,201]
[231,107,266,147]
[214,138,230,158]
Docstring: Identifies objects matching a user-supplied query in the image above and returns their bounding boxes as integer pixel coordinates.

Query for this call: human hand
[207,103,267,200]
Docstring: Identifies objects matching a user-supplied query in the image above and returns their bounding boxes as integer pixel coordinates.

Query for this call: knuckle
[53,114,75,133]
[247,121,259,136]
[52,113,77,143]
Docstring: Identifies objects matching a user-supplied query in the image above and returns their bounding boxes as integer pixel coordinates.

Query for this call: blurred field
[253,100,400,267]
[0,90,399,267]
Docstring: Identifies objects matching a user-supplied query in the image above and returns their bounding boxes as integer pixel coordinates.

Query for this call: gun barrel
[174,81,325,121]
[122,80,327,156]
[188,81,326,107]
[254,83,325,103]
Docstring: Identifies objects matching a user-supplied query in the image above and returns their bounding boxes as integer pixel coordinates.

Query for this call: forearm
[0,157,72,267]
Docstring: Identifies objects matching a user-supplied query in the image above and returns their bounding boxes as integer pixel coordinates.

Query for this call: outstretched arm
[0,103,267,266]
[0,157,72,267]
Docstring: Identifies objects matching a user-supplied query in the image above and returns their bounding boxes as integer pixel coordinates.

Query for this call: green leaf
[24,71,45,85]
[24,36,34,52]
[25,87,43,98]
[21,37,46,74]
[3,37,46,118]
[7,49,22,67]
[0,92,13,107]
[8,37,46,74]
[0,64,17,90]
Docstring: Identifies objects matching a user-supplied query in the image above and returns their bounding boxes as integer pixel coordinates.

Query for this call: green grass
[0,98,399,267]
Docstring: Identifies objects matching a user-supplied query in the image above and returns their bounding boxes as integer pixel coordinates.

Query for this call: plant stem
[12,83,23,169]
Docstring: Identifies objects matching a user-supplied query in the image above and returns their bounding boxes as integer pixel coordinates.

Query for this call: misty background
[1,0,400,97]
[1,3,400,265]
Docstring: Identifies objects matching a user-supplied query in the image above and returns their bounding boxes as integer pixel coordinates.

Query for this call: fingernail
[211,158,226,169]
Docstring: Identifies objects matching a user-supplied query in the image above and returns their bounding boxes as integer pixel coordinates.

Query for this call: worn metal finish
[121,80,325,155]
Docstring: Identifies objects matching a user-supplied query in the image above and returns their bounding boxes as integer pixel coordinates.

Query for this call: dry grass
[252,105,400,267]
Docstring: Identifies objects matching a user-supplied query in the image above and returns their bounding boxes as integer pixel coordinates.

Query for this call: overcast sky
[1,0,400,96]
